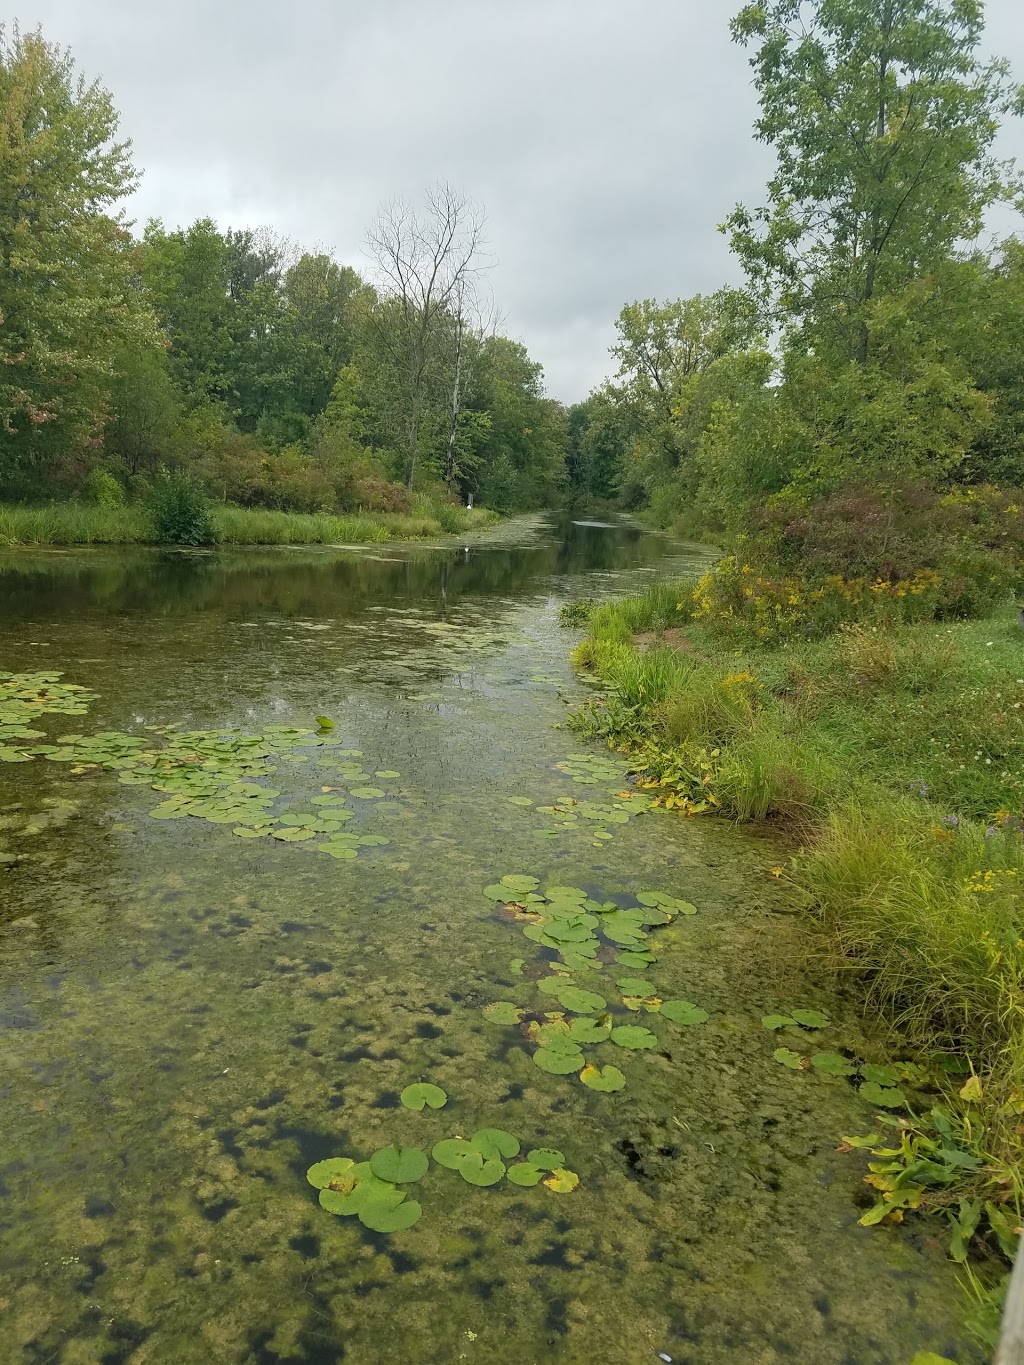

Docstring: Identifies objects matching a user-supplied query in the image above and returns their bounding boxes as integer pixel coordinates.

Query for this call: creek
[0,515,980,1364]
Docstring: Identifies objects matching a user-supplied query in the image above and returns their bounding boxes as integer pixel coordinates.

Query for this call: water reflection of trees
[0,518,705,623]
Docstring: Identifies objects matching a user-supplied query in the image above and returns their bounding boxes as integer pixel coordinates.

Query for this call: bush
[147,472,215,545]
[83,468,125,508]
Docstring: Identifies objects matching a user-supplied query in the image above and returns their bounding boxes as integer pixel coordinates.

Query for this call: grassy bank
[567,582,1024,1300]
[0,499,498,548]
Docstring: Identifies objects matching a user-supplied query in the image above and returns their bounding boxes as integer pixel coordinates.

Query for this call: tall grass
[0,500,496,547]
[570,590,1024,1118]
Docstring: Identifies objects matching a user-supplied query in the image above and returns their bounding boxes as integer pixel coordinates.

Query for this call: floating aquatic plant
[400,1083,448,1111]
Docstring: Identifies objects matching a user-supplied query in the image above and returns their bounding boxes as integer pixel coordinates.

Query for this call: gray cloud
[10,0,1024,401]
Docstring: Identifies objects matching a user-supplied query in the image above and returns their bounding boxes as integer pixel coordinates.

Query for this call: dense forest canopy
[0,26,567,514]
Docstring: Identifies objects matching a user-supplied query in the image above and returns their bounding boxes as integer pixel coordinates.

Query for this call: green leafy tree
[725,0,1023,364]
[0,25,155,491]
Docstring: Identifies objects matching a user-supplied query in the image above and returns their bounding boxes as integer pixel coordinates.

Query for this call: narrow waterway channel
[0,515,981,1364]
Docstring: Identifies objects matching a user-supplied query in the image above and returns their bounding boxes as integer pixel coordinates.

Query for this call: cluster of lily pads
[480,875,708,1093]
[0,671,98,761]
[506,753,652,848]
[307,1108,580,1235]
[764,1011,908,1109]
[0,672,399,861]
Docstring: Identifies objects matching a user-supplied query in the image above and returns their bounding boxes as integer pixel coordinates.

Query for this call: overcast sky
[11,0,1024,402]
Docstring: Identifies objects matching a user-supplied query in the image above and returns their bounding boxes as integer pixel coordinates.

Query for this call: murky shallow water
[0,516,980,1364]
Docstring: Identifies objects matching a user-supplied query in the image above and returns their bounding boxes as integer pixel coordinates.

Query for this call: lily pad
[350,786,386,799]
[568,1017,612,1044]
[610,1026,657,1050]
[791,1009,830,1029]
[616,951,656,969]
[508,796,534,806]
[375,770,401,778]
[543,1168,580,1193]
[482,1001,524,1025]
[369,1145,428,1184]
[400,1083,447,1111]
[470,1129,520,1159]
[533,1046,585,1074]
[506,1162,544,1187]
[580,1064,626,1092]
[358,1199,422,1233]
[482,884,512,902]
[526,1148,566,1169]
[660,1000,709,1026]
[306,1157,356,1189]
[773,1048,806,1070]
[811,1052,857,1077]
[458,1152,506,1186]
[761,1014,797,1030]
[859,1081,907,1109]
[617,977,656,997]
[501,874,540,893]
[555,986,606,1015]
[860,1063,899,1087]
[432,1138,474,1169]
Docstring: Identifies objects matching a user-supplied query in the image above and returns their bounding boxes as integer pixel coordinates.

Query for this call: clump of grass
[0,504,147,545]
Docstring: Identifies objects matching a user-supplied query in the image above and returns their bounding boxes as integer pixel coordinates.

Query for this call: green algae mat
[0,517,982,1363]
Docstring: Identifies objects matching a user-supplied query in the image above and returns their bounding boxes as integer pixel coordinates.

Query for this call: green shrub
[83,468,125,508]
[147,472,215,545]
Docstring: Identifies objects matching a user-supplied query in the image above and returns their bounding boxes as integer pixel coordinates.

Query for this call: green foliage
[146,471,215,546]
[82,468,124,508]
[0,25,155,495]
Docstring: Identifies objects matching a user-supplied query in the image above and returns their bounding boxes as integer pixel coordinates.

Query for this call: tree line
[568,0,1024,556]
[0,26,567,515]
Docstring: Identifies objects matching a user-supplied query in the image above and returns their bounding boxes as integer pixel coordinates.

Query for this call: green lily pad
[431,1138,474,1169]
[860,1063,899,1087]
[533,1046,585,1074]
[358,1198,422,1233]
[458,1152,506,1186]
[400,1083,447,1111]
[375,770,401,778]
[369,1145,428,1183]
[482,884,512,902]
[811,1052,857,1077]
[660,1000,709,1026]
[773,1048,805,1069]
[306,1157,355,1189]
[350,786,385,799]
[536,974,573,996]
[470,1129,520,1159]
[508,796,534,806]
[610,1026,657,1050]
[526,1148,566,1170]
[315,716,335,729]
[859,1081,907,1109]
[482,1001,524,1025]
[568,1017,612,1044]
[506,1162,544,1186]
[580,1063,626,1092]
[555,986,606,1014]
[617,977,656,997]
[500,874,540,893]
[791,1009,830,1029]
[615,951,656,969]
[761,1014,796,1030]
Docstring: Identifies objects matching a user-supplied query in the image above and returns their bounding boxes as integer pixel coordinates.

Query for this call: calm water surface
[0,516,980,1364]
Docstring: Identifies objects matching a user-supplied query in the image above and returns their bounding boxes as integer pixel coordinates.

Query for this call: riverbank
[0,500,499,547]
[567,582,1024,1316]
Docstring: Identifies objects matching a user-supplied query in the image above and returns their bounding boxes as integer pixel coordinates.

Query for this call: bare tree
[367,184,488,488]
